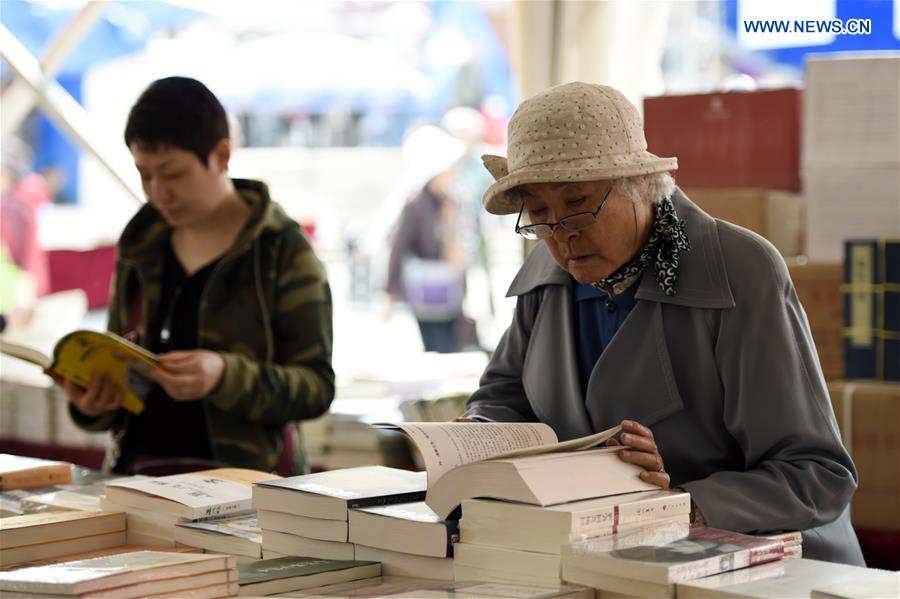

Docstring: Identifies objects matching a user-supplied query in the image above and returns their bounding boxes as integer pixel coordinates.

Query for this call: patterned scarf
[591,195,691,297]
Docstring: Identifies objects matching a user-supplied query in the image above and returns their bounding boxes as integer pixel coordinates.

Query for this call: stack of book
[561,521,785,598]
[252,466,426,561]
[0,454,72,491]
[349,501,456,580]
[676,557,898,599]
[453,489,691,587]
[0,550,237,598]
[0,510,127,567]
[291,575,596,598]
[174,513,263,562]
[100,468,276,546]
[759,531,802,560]
[236,555,380,596]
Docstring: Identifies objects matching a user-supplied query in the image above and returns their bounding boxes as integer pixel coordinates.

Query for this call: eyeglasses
[515,184,613,240]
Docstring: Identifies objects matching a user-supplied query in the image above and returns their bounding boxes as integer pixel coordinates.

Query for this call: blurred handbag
[402,256,465,322]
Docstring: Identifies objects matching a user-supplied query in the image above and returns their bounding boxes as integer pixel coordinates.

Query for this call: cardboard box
[686,188,805,257]
[644,89,802,190]
[828,380,900,531]
[787,261,843,380]
[804,166,900,263]
[804,55,900,168]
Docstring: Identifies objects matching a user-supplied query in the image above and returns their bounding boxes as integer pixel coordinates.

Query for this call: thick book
[460,489,691,552]
[293,577,594,598]
[105,468,277,520]
[561,521,784,585]
[0,530,128,567]
[0,570,239,599]
[0,551,236,595]
[353,545,454,581]
[257,508,348,542]
[261,530,355,561]
[374,422,655,519]
[0,454,72,491]
[454,542,561,584]
[237,556,380,596]
[174,514,262,559]
[348,501,458,558]
[677,558,898,599]
[0,330,159,414]
[252,466,427,521]
[0,510,126,548]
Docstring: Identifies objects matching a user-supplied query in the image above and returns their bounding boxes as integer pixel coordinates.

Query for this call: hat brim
[482,154,678,215]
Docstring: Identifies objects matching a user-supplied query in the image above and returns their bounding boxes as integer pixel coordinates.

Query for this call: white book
[354,545,454,581]
[677,558,899,599]
[0,531,127,567]
[237,556,380,596]
[105,472,260,520]
[349,501,457,558]
[461,514,688,555]
[562,562,675,599]
[374,422,654,519]
[561,521,783,584]
[454,542,560,581]
[0,510,126,548]
[454,563,562,589]
[175,514,262,559]
[262,530,355,560]
[0,550,235,595]
[253,466,426,521]
[257,508,348,542]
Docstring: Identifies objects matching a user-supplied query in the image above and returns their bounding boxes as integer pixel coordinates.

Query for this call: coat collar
[505,187,735,309]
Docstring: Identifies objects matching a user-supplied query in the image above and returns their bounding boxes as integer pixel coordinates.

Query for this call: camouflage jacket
[71,179,334,474]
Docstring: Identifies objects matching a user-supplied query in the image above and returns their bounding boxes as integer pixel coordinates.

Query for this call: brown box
[787,262,843,380]
[828,381,900,532]
[684,189,805,257]
[645,89,803,190]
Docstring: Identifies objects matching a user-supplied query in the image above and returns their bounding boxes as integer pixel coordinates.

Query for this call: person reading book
[54,77,334,476]
[460,82,863,566]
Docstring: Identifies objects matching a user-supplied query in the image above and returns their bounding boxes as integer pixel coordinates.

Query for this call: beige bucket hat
[482,82,678,215]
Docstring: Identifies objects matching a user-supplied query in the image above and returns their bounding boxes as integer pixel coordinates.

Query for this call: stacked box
[803,55,900,262]
[644,89,802,190]
[686,188,805,257]
[843,240,900,381]
[827,381,900,531]
[787,261,844,380]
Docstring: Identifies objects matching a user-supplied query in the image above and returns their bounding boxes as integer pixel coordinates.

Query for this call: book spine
[610,494,692,530]
[191,499,254,520]
[346,490,427,510]
[0,467,71,491]
[666,543,783,583]
[843,240,879,378]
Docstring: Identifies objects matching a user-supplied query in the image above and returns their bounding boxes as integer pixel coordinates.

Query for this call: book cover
[0,454,72,491]
[562,521,784,584]
[0,550,234,595]
[349,501,458,557]
[843,239,900,381]
[253,466,427,520]
[0,330,159,414]
[238,556,380,594]
[106,473,256,520]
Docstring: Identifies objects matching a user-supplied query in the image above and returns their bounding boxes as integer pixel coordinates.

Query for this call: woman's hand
[49,373,121,418]
[608,419,670,489]
[152,350,225,401]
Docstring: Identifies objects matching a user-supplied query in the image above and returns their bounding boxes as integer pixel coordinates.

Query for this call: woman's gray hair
[614,172,676,205]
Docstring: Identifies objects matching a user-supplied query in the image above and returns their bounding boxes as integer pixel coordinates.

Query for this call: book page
[374,422,558,484]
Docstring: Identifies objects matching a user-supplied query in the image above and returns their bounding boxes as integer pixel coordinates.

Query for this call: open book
[0,330,158,415]
[373,422,656,519]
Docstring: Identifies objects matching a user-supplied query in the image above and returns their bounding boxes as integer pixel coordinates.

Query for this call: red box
[644,89,803,191]
[47,245,117,310]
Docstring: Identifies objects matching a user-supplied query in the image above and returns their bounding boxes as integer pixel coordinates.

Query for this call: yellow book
[0,330,158,414]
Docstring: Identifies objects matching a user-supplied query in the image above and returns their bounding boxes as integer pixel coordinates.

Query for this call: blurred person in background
[462,82,863,565]
[1,136,50,296]
[386,125,469,353]
[54,77,335,475]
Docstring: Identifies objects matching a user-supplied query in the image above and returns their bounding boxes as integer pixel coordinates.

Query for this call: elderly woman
[463,82,863,565]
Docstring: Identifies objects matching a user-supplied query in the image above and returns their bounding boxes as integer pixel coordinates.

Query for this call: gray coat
[466,189,864,565]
